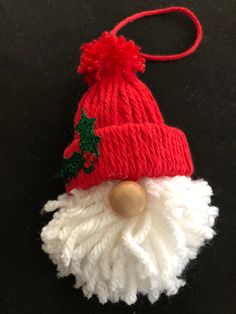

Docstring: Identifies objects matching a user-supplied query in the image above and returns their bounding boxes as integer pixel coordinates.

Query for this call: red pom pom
[78,32,145,85]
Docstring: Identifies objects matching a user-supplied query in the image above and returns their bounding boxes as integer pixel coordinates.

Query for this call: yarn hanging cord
[111,6,203,61]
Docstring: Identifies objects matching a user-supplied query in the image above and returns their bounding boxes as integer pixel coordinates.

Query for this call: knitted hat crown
[60,7,202,192]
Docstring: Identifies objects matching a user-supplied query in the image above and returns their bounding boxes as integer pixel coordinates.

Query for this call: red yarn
[63,133,81,159]
[63,7,202,191]
[111,7,203,61]
[78,32,145,85]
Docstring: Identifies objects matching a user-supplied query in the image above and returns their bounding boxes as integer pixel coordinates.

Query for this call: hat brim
[66,123,193,191]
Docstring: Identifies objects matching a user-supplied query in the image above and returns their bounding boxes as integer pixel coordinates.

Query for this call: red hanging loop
[111,7,203,61]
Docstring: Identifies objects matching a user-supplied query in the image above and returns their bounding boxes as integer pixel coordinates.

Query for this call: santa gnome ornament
[41,7,219,305]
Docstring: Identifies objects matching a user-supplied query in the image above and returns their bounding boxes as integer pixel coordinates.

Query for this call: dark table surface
[1,0,236,313]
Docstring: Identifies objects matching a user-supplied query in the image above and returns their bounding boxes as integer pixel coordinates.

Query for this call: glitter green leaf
[58,109,100,181]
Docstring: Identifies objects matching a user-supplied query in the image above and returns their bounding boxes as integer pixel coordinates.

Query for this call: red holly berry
[83,151,91,160]
[84,161,91,169]
[83,151,97,169]
[84,151,96,161]
[89,154,96,162]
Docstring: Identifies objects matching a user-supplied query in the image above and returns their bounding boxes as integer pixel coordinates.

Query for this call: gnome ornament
[41,7,219,305]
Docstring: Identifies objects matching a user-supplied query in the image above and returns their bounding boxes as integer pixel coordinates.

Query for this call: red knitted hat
[59,8,202,192]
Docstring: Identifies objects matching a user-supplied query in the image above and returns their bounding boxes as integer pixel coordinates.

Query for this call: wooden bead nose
[108,181,147,217]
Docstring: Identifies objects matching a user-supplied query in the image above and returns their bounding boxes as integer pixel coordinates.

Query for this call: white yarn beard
[41,176,218,305]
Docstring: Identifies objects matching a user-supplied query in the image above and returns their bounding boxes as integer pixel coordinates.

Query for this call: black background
[1,0,236,313]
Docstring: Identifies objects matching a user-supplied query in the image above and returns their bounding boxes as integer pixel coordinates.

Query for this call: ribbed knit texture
[64,32,193,192]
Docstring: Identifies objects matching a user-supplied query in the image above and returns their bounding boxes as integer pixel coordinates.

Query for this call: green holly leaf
[80,135,100,155]
[58,152,84,181]
[75,109,96,138]
[58,109,100,181]
[74,109,100,155]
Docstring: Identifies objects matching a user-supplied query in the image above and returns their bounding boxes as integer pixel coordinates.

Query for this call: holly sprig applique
[58,109,100,181]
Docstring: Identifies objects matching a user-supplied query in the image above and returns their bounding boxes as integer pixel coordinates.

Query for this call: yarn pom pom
[78,32,145,85]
